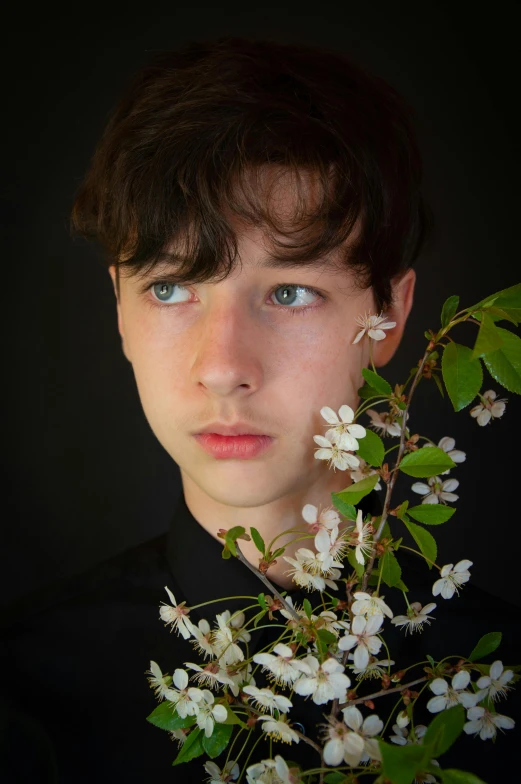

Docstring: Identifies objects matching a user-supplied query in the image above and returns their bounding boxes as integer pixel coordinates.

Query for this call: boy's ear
[372,268,416,367]
[108,265,132,363]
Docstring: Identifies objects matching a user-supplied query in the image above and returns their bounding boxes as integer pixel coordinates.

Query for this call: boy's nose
[189,306,264,397]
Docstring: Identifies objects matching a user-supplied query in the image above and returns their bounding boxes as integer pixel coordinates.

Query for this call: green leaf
[471,311,505,359]
[271,547,285,559]
[484,306,519,325]
[379,740,429,784]
[402,519,437,568]
[442,342,484,411]
[395,578,409,592]
[442,770,487,784]
[357,382,381,399]
[379,550,402,587]
[316,628,337,657]
[147,702,196,732]
[222,706,247,728]
[473,283,521,322]
[257,593,267,611]
[483,327,521,394]
[303,598,313,619]
[347,548,365,579]
[362,368,393,396]
[468,631,502,662]
[331,495,357,521]
[395,500,409,520]
[324,774,348,784]
[441,294,460,328]
[408,505,456,525]
[332,475,379,506]
[250,527,265,556]
[224,525,247,557]
[422,704,465,757]
[202,722,233,758]
[356,428,385,467]
[172,728,205,766]
[400,447,456,478]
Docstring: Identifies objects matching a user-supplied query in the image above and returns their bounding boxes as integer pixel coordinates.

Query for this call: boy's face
[110,188,414,511]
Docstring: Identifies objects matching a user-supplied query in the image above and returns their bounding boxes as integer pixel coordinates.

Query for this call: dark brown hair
[71,36,427,308]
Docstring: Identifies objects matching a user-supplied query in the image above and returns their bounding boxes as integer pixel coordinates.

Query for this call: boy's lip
[195,423,272,436]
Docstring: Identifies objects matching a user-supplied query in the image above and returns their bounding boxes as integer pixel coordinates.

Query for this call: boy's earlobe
[372,268,416,368]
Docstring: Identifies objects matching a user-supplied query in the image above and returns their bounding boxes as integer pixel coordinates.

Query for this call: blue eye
[271,285,319,307]
[151,282,191,304]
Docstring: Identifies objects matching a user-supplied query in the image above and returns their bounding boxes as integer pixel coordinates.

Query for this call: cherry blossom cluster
[146,293,519,782]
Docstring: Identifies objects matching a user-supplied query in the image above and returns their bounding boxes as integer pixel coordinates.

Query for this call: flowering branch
[146,284,521,784]
[234,542,300,622]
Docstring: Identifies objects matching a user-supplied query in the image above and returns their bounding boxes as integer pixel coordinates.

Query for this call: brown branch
[235,543,300,621]
[339,676,427,709]
[361,348,431,591]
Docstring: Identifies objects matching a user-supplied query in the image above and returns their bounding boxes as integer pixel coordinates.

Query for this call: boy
[1,37,517,782]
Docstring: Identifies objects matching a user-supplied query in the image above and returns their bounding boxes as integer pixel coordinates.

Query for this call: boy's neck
[180,469,353,590]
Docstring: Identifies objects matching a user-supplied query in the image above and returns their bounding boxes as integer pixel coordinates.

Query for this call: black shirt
[1,493,519,782]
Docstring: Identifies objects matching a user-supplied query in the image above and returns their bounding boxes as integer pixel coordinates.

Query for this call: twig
[361,347,431,591]
[235,542,300,621]
[339,676,427,708]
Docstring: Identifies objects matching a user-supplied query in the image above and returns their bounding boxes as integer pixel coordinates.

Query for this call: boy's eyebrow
[154,251,341,273]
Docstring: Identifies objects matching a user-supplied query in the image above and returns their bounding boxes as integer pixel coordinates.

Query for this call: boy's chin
[185,466,313,510]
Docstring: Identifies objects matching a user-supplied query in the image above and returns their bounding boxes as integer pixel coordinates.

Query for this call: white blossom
[391,602,437,634]
[347,655,395,680]
[432,560,472,599]
[246,756,294,783]
[313,433,360,471]
[301,503,340,552]
[212,612,245,666]
[195,689,228,737]
[187,618,217,659]
[323,706,383,767]
[293,656,351,705]
[426,671,479,713]
[350,458,382,490]
[253,643,307,686]
[338,614,384,669]
[279,598,348,635]
[353,312,396,343]
[295,545,343,576]
[205,760,240,783]
[388,725,439,783]
[259,717,300,745]
[470,389,507,426]
[476,660,514,702]
[242,685,293,715]
[351,591,393,619]
[185,661,235,690]
[422,437,466,475]
[389,722,428,745]
[320,405,367,451]
[145,660,172,701]
[159,586,192,639]
[463,706,515,740]
[411,475,459,505]
[283,551,327,592]
[365,409,403,437]
[224,661,255,697]
[164,668,204,718]
[352,509,373,565]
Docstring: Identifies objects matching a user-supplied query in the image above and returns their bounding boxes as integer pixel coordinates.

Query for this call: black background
[1,0,519,611]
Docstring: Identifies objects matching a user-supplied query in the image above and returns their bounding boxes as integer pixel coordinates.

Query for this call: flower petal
[320,406,340,425]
